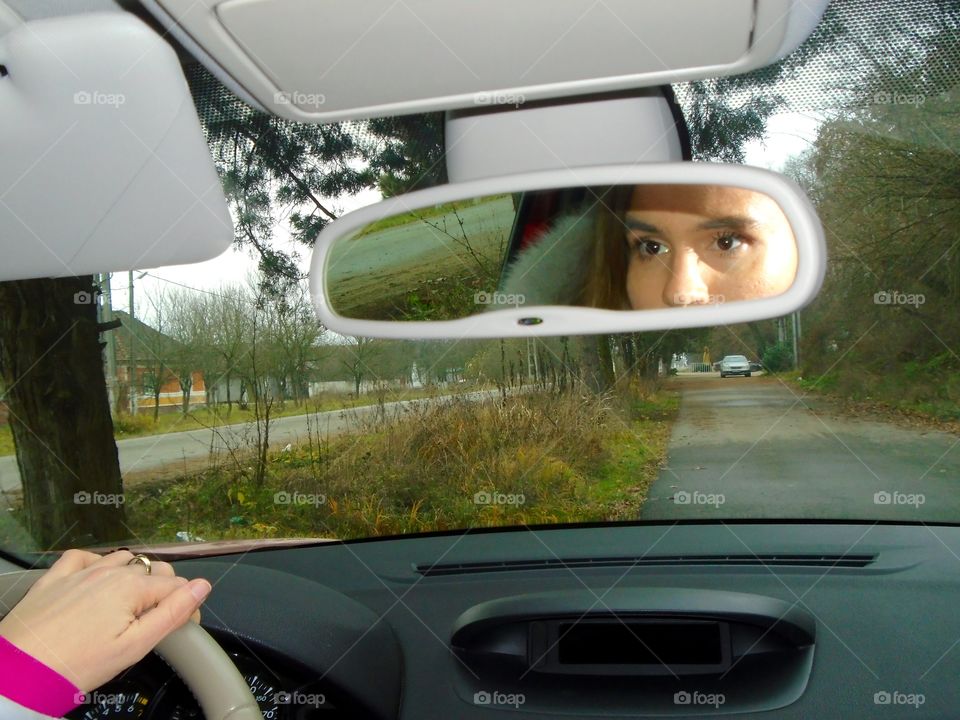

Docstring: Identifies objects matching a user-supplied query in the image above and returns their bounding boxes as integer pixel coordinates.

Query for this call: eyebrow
[624,214,761,235]
[696,215,760,230]
[624,218,661,234]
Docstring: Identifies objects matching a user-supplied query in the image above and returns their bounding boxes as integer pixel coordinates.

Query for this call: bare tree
[163,289,208,415]
[341,336,383,395]
[138,287,177,422]
[208,285,250,414]
[272,282,326,405]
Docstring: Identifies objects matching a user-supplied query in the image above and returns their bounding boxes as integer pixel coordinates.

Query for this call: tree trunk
[0,276,127,549]
[179,376,192,415]
[578,336,615,393]
[597,335,616,389]
[152,382,161,422]
[620,335,637,379]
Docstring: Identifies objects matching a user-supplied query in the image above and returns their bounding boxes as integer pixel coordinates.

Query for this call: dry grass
[125,384,678,544]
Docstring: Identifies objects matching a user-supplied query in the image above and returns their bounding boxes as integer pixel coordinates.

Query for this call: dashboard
[67,522,960,718]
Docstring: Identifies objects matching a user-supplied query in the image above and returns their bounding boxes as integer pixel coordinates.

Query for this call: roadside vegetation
[0,387,453,458]
[784,50,960,427]
[786,359,960,432]
[123,383,677,543]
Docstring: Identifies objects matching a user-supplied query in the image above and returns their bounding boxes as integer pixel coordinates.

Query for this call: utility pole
[100,273,118,414]
[128,270,138,416]
[792,311,802,369]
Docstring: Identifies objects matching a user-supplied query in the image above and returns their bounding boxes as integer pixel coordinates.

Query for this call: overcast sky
[111,110,822,321]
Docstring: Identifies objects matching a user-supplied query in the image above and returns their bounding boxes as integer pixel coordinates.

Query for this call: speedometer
[245,673,283,719]
[70,685,151,720]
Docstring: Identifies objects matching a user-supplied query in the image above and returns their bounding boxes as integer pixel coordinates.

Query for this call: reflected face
[623,185,798,309]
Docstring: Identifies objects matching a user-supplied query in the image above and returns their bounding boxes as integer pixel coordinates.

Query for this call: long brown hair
[577,185,633,310]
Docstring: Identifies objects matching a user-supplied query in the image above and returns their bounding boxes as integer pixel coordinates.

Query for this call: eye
[630,238,670,257]
[713,232,745,252]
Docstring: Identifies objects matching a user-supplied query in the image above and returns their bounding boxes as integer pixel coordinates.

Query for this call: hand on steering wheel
[0,549,262,720]
[0,549,210,692]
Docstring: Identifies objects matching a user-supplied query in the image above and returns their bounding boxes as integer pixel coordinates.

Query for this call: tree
[788,1,960,391]
[189,68,374,284]
[0,276,126,548]
[136,287,177,422]
[163,289,207,415]
[270,283,325,405]
[208,285,250,413]
[341,337,383,395]
[234,280,278,486]
[361,114,447,197]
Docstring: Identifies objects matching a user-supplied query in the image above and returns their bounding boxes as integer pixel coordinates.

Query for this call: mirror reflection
[325,185,798,321]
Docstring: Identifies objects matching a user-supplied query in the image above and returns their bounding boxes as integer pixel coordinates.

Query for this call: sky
[110,111,822,322]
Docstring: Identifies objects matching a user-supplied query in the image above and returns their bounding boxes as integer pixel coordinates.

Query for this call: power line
[141,272,231,299]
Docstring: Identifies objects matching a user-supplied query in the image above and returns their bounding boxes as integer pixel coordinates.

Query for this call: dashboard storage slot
[451,588,815,715]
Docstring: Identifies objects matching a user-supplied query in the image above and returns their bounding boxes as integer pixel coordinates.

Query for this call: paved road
[327,195,515,316]
[0,390,497,495]
[640,374,960,521]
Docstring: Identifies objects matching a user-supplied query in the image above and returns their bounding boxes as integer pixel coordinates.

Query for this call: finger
[119,559,175,579]
[42,549,104,581]
[190,609,201,624]
[147,561,176,578]
[94,550,138,568]
[126,580,211,655]
[127,576,190,617]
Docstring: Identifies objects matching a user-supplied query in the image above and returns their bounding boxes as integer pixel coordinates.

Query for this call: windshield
[0,0,958,559]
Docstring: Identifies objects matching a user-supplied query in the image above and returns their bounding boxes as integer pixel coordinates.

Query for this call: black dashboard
[76,522,960,718]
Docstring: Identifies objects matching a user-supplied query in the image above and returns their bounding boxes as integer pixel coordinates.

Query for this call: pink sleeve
[0,635,81,718]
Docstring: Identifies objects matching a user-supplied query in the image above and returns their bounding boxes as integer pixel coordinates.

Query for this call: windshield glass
[0,0,958,558]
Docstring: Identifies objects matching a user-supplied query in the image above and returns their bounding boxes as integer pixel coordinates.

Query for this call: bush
[762,342,794,372]
[112,413,156,435]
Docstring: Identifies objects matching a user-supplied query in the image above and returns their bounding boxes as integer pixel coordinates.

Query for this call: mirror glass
[325,185,799,321]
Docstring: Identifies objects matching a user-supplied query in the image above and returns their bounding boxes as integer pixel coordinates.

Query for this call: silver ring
[126,554,152,575]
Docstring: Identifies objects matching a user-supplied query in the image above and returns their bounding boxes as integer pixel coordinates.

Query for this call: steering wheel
[0,569,261,720]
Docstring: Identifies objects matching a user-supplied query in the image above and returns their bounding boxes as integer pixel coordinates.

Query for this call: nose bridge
[664,248,709,305]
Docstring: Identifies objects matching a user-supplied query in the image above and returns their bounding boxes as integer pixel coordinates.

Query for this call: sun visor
[0,13,233,281]
[141,0,829,123]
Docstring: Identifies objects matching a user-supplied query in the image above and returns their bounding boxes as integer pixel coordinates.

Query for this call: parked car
[720,354,752,378]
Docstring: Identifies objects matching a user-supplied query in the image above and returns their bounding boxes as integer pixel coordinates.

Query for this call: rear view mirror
[309,164,826,338]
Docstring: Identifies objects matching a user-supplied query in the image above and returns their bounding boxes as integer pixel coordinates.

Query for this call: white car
[719,355,752,378]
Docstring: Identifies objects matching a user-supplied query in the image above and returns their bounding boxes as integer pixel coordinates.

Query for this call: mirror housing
[310,163,826,339]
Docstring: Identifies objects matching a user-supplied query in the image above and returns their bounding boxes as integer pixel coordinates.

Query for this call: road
[327,194,516,317]
[0,390,497,496]
[640,374,960,521]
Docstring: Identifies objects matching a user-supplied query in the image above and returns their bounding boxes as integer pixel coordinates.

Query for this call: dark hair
[577,185,634,309]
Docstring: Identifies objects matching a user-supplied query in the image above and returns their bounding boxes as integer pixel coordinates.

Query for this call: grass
[788,363,960,425]
[354,194,511,238]
[588,393,679,518]
[0,386,455,457]
[123,383,679,544]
